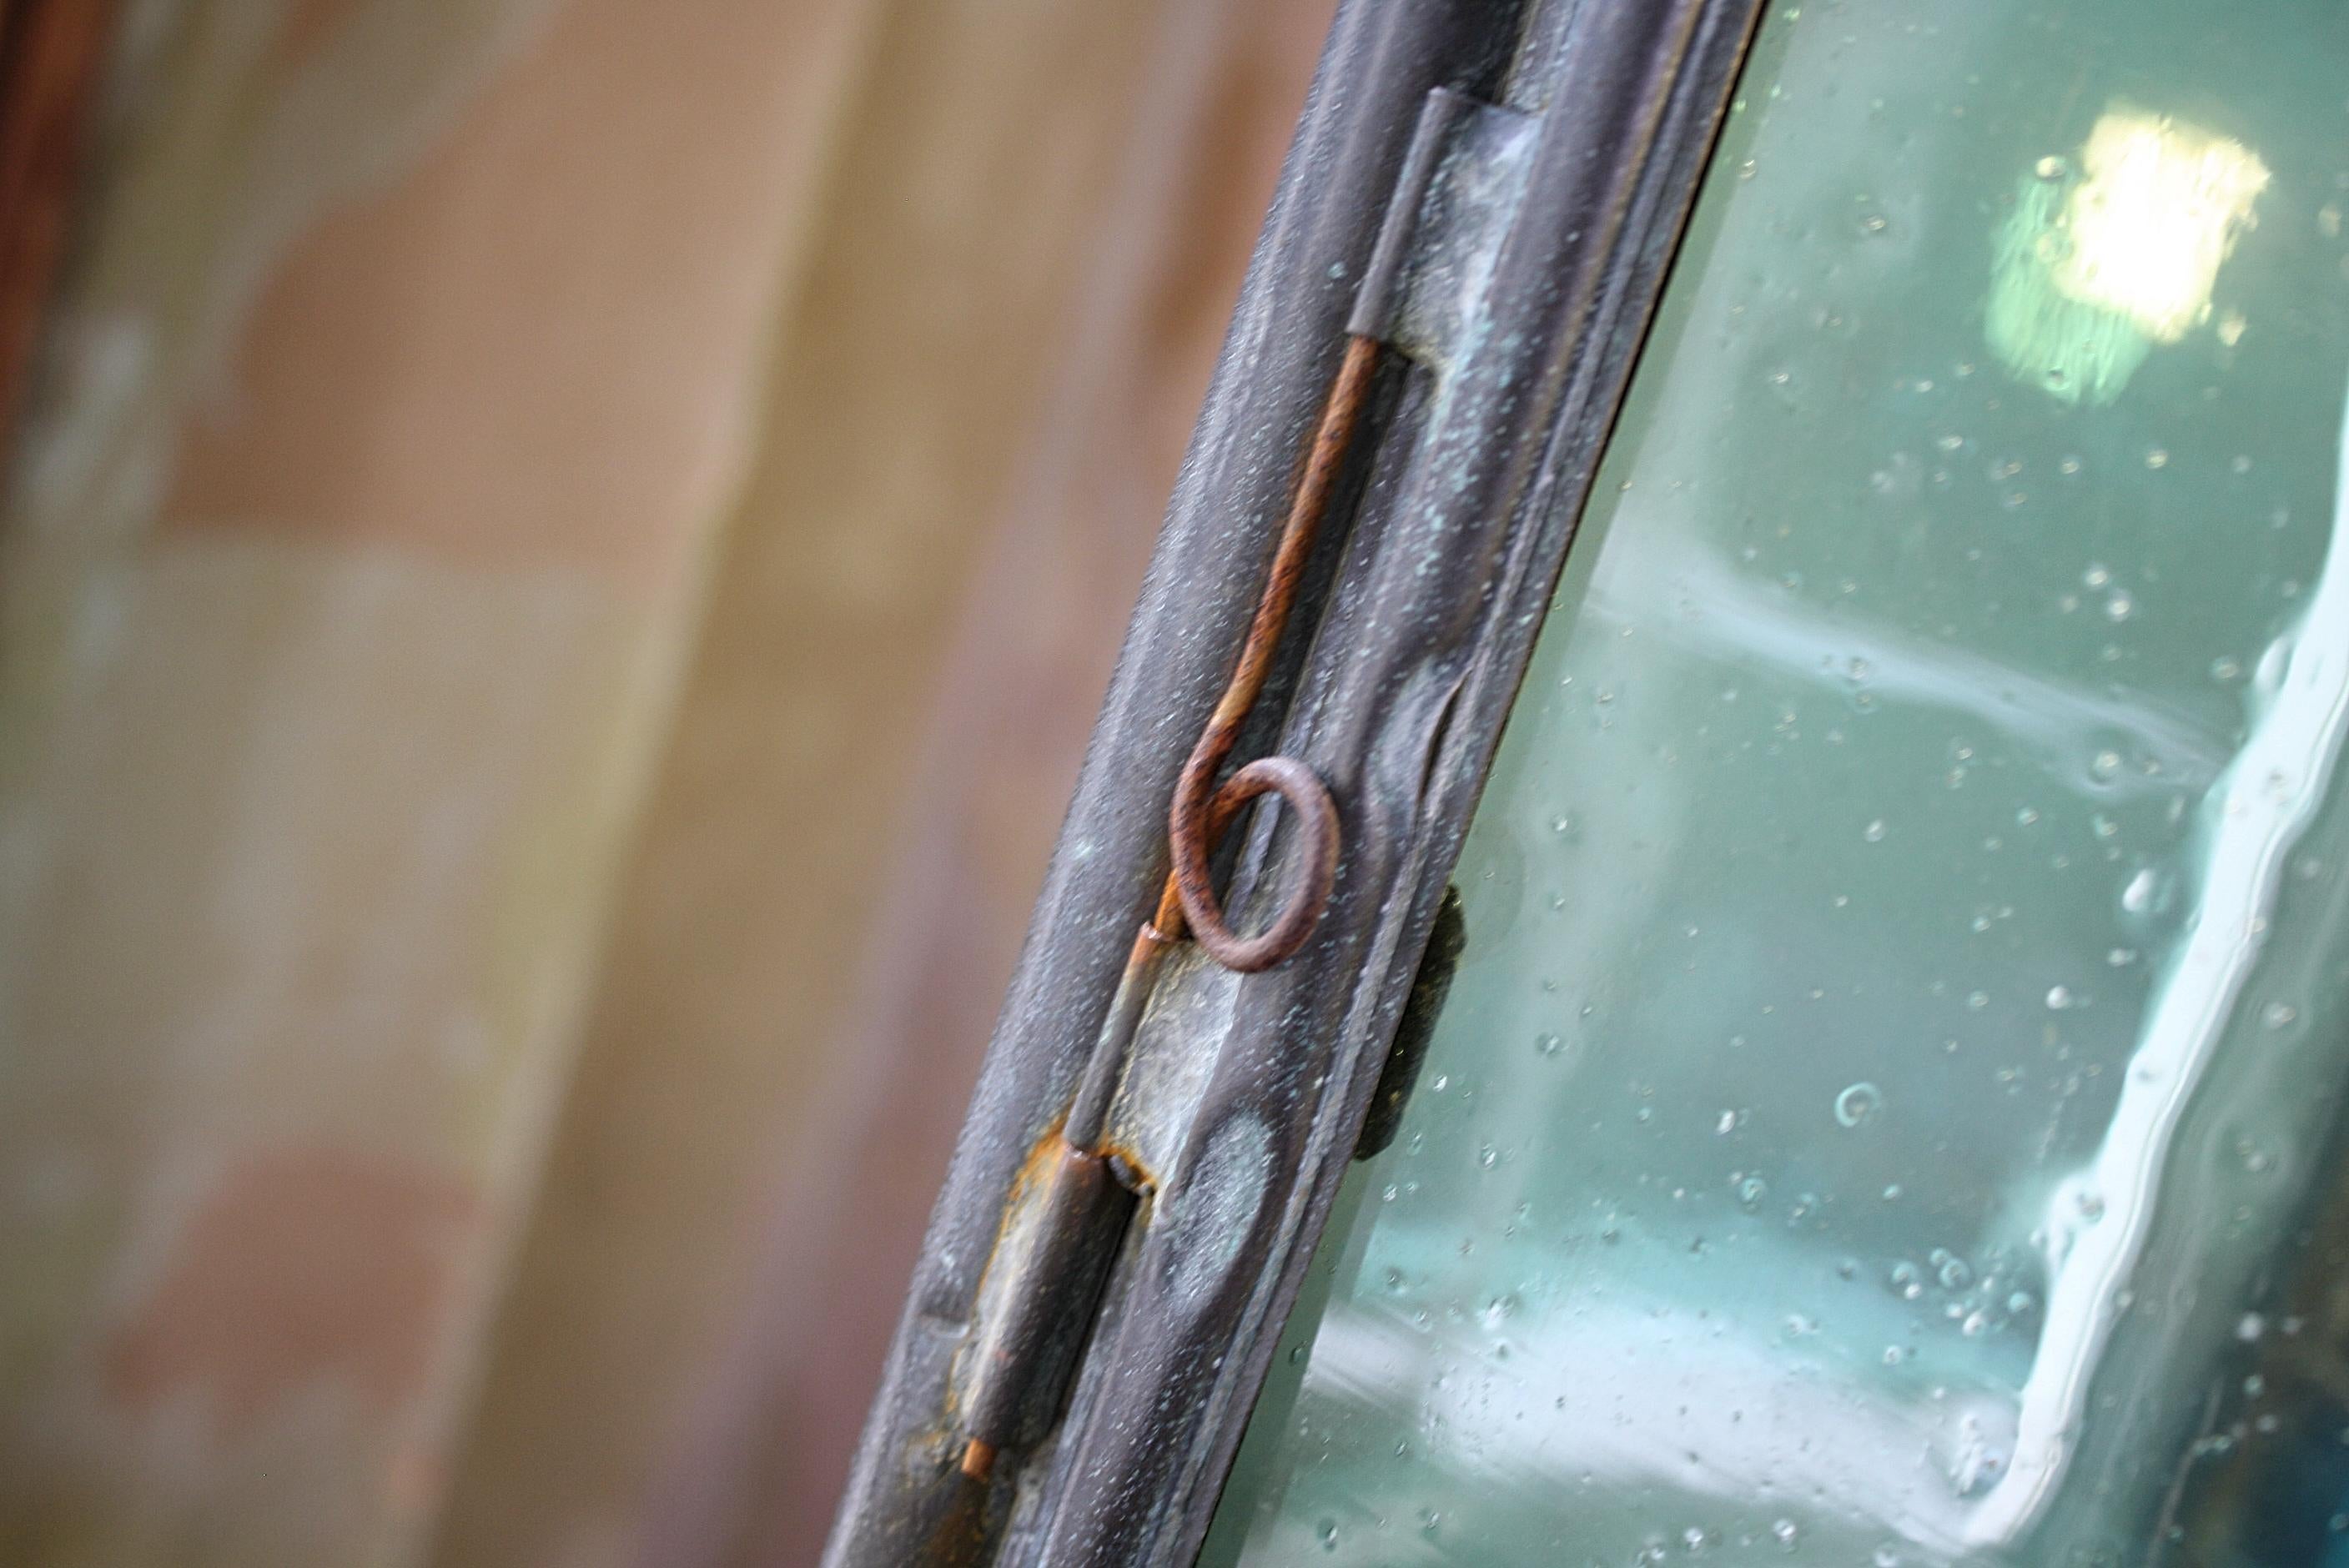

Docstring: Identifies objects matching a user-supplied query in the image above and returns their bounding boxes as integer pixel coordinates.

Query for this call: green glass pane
[1203,2,2349,1563]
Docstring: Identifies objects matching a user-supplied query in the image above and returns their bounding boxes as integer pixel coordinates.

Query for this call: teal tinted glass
[1203,2,2349,1563]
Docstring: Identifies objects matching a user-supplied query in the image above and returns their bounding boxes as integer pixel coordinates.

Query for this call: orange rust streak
[1093,1137,1157,1195]
[1205,333,1378,736]
[1148,874,1189,943]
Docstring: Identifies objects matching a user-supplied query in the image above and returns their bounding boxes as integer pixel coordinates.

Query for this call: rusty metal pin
[1167,332,1376,972]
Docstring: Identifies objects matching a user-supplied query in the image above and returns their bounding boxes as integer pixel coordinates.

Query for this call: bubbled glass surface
[1203,1,2349,1562]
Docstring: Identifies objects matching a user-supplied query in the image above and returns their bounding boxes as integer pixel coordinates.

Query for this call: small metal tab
[1099,945,1238,1191]
[1354,885,1465,1160]
[1349,88,1542,367]
[1345,86,1477,341]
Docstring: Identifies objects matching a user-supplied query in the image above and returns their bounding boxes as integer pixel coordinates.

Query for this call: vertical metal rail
[1034,11,1763,1563]
[823,0,1766,1560]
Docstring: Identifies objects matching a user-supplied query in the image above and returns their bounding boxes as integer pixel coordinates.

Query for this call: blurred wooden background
[0,0,1331,1563]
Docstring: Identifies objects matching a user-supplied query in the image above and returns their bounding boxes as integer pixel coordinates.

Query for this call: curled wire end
[1159,334,1375,974]
[1169,754,1340,973]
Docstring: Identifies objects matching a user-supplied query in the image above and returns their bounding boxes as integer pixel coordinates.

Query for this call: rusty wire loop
[1165,333,1379,972]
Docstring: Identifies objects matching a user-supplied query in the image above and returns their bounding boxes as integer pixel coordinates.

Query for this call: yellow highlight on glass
[2054,112,2270,343]
[1988,107,2267,405]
